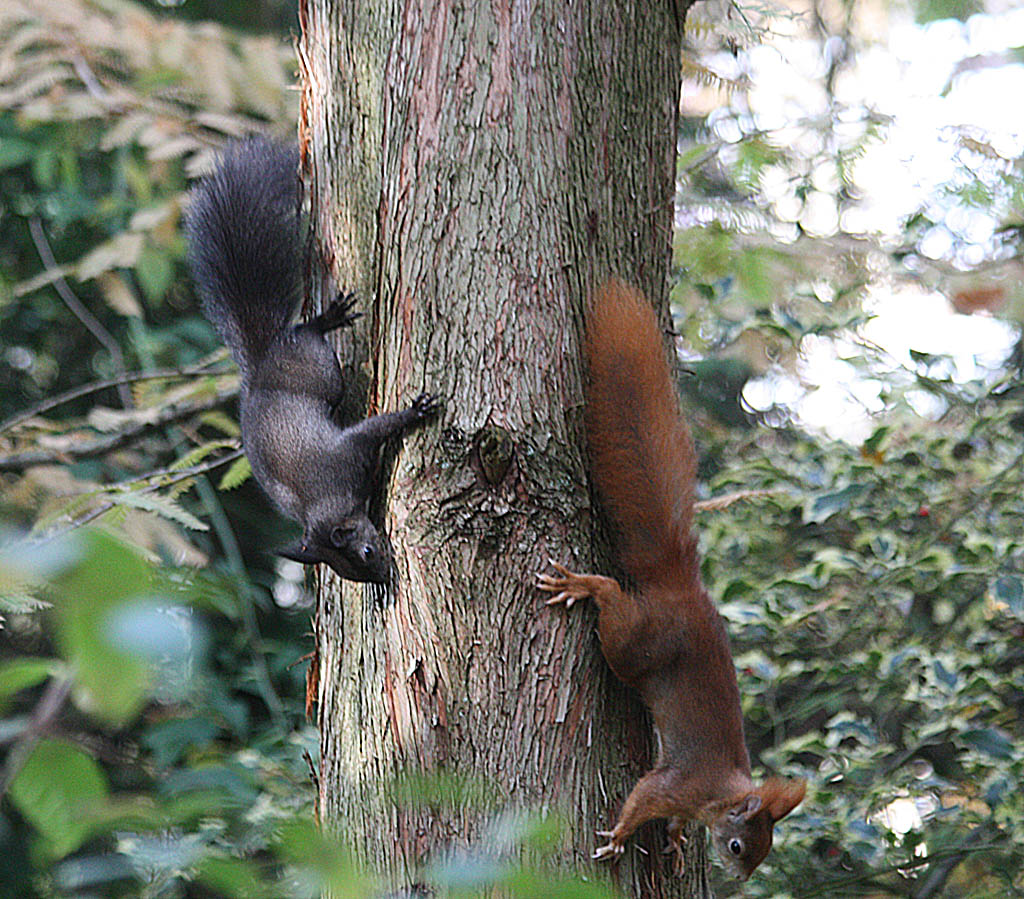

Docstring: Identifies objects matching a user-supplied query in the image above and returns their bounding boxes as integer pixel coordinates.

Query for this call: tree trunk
[297,2,709,896]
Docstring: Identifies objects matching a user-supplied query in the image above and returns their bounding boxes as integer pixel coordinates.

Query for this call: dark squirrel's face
[279,516,390,583]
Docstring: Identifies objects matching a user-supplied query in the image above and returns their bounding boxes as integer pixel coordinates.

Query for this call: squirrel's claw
[545,594,577,608]
[663,842,687,876]
[315,291,361,331]
[412,392,443,418]
[535,572,579,608]
[663,828,688,875]
[592,835,624,862]
[536,562,589,609]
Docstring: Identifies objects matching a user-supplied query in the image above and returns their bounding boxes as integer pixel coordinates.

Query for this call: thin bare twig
[27,217,132,409]
[694,487,779,512]
[911,823,998,899]
[797,840,1007,897]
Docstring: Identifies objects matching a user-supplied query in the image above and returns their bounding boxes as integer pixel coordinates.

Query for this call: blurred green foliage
[698,373,1024,896]
[0,0,1022,897]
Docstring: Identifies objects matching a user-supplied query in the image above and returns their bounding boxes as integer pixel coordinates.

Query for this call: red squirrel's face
[711,779,806,880]
[711,797,773,880]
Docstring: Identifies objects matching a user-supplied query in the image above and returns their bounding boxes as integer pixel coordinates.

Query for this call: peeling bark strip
[300,1,707,896]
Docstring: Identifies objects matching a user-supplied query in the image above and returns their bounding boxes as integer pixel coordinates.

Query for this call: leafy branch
[36,446,245,541]
[0,385,239,473]
[0,355,232,435]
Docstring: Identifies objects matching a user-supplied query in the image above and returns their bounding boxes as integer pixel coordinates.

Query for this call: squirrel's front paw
[593,830,625,862]
[536,561,590,609]
[319,291,361,329]
[411,392,442,419]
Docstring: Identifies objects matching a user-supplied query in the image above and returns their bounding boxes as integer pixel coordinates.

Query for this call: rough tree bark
[297,1,708,896]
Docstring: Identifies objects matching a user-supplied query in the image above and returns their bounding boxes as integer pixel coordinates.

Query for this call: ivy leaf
[961,727,1014,760]
[804,484,869,523]
[991,574,1024,615]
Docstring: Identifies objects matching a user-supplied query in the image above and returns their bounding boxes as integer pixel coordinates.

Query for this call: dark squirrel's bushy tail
[585,279,698,588]
[185,136,301,379]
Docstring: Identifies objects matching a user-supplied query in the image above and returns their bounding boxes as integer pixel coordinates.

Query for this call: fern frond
[112,492,208,531]
[218,456,251,491]
[170,440,237,472]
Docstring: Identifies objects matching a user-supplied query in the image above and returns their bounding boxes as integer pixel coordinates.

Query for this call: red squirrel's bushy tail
[585,279,697,587]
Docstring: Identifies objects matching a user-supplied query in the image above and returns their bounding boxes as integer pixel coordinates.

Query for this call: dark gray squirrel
[185,136,441,582]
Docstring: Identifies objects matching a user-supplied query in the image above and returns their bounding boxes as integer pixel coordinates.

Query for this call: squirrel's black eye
[361,544,375,560]
[729,839,742,856]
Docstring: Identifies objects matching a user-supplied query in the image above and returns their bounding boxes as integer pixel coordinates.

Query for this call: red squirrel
[537,280,804,880]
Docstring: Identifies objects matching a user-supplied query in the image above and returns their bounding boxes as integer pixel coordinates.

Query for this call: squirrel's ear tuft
[278,541,324,566]
[727,793,763,822]
[329,520,359,548]
[757,778,806,823]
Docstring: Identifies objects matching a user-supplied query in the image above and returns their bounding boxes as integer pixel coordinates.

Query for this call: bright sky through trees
[691,3,1024,439]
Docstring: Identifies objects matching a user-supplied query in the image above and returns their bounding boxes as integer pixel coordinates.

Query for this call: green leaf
[273,818,373,897]
[0,138,35,170]
[135,245,174,303]
[804,484,869,523]
[218,455,252,491]
[141,716,220,768]
[736,250,775,307]
[51,530,152,725]
[961,727,1015,760]
[503,870,620,899]
[932,658,958,688]
[8,738,108,860]
[914,0,983,25]
[31,147,60,189]
[76,231,145,280]
[199,410,241,437]
[862,425,890,456]
[991,574,1024,615]
[196,856,270,899]
[158,764,258,806]
[0,657,57,703]
[677,142,711,171]
[387,769,499,811]
[170,440,237,472]
[0,591,51,615]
